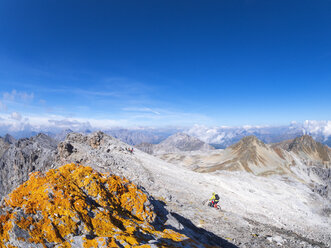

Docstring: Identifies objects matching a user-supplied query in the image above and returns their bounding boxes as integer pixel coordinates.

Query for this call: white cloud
[3,90,34,102]
[0,110,330,144]
[48,119,92,130]
[0,112,126,134]
[20,92,34,101]
[122,107,161,115]
[302,120,331,138]
[10,112,22,121]
[0,101,7,111]
[186,121,331,144]
[3,91,15,101]
[185,124,227,143]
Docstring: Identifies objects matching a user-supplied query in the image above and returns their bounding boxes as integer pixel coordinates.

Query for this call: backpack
[215,194,220,201]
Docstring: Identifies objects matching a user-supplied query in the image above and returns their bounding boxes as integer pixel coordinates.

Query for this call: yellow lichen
[0,163,206,247]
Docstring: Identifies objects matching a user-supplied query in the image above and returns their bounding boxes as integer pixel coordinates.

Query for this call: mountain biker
[210,192,220,208]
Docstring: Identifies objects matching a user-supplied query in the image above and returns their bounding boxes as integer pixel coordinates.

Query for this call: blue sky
[0,0,330,128]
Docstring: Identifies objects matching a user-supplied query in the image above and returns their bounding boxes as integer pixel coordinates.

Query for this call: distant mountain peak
[241,135,264,143]
[165,132,199,141]
[171,132,192,138]
[289,135,316,148]
[36,132,51,139]
[288,135,330,162]
[230,135,267,150]
[195,135,286,175]
[4,133,15,144]
[158,132,215,152]
[136,132,214,154]
[271,135,331,163]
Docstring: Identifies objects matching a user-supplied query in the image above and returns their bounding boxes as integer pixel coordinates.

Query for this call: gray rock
[309,167,331,198]
[4,134,16,144]
[0,137,10,157]
[0,133,57,200]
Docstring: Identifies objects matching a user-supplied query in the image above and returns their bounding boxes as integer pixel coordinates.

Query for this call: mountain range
[186,121,331,148]
[0,131,330,247]
[1,121,330,148]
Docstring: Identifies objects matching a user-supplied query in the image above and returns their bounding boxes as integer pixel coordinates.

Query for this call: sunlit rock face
[0,164,200,248]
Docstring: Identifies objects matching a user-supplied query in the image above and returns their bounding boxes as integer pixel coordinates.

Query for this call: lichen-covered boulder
[0,164,199,248]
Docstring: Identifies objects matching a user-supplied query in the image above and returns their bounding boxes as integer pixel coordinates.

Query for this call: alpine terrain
[0,132,330,247]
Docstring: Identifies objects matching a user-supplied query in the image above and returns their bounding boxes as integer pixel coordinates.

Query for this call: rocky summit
[0,163,208,248]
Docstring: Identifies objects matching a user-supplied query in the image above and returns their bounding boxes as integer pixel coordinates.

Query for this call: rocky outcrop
[54,132,158,194]
[0,133,57,200]
[0,164,200,248]
[309,166,331,198]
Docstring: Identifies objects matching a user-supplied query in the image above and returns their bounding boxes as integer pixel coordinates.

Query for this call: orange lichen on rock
[0,163,200,247]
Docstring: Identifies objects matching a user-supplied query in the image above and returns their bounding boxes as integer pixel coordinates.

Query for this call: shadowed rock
[0,133,57,200]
